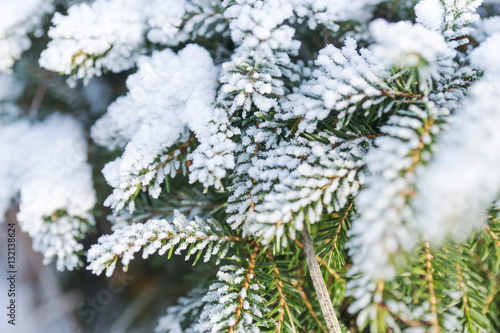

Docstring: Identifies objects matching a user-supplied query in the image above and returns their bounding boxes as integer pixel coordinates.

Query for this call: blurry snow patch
[0,114,96,270]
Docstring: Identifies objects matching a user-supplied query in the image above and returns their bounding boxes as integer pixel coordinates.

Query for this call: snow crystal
[416,37,500,241]
[247,136,370,244]
[346,102,448,314]
[92,44,218,212]
[414,0,483,49]
[290,0,384,30]
[188,0,304,191]
[87,211,226,276]
[196,263,262,333]
[370,19,453,69]
[282,38,390,133]
[469,33,500,74]
[416,0,482,46]
[40,0,148,84]
[370,19,456,91]
[415,0,445,31]
[146,0,188,45]
[39,0,226,84]
[224,0,300,64]
[147,0,228,46]
[0,0,53,72]
[473,16,500,42]
[0,73,23,120]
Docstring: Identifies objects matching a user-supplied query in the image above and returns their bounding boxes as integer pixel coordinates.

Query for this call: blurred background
[0,3,199,331]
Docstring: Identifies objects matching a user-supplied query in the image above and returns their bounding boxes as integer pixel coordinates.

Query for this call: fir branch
[295,282,328,332]
[152,136,195,172]
[196,253,269,332]
[12,1,500,332]
[347,102,450,327]
[483,290,498,316]
[229,245,260,333]
[456,263,472,330]
[424,237,440,332]
[249,135,370,245]
[87,211,242,276]
[380,90,423,100]
[485,225,500,249]
[282,37,393,133]
[293,238,343,286]
[267,251,298,333]
[155,283,209,333]
[331,203,353,253]
[108,134,195,213]
[330,135,380,150]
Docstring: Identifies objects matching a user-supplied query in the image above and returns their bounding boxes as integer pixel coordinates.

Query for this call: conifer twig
[485,225,500,249]
[295,282,328,332]
[424,237,440,332]
[229,245,260,333]
[267,252,297,332]
[29,84,47,120]
[456,263,472,330]
[293,238,343,284]
[483,289,497,315]
[301,226,342,333]
[331,202,353,251]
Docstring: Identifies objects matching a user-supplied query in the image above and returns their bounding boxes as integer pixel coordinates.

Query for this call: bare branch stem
[301,226,342,333]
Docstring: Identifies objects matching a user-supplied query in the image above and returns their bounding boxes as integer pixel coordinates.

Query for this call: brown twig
[381,90,423,99]
[29,85,47,120]
[293,239,343,285]
[331,203,353,252]
[153,136,194,171]
[323,26,329,46]
[424,237,440,332]
[301,226,342,333]
[267,252,297,333]
[485,225,500,249]
[229,246,260,333]
[483,289,497,315]
[295,282,328,332]
[456,263,471,330]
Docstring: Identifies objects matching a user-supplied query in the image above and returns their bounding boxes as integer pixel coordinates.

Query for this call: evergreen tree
[1,0,500,332]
